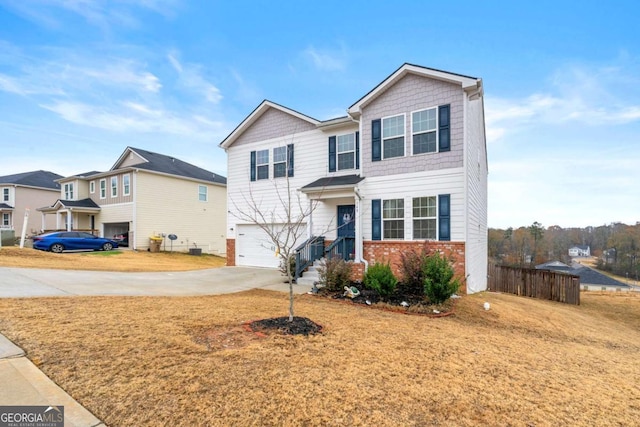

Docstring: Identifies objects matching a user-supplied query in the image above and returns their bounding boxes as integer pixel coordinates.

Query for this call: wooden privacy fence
[488,264,580,305]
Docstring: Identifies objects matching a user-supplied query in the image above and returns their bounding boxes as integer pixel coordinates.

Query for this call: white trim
[198,184,208,202]
[122,174,131,196]
[381,113,406,160]
[99,179,106,199]
[110,176,118,198]
[381,198,405,240]
[336,132,356,171]
[410,106,438,156]
[89,181,95,194]
[272,146,287,178]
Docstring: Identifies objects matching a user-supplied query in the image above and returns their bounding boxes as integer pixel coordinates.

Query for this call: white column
[307,198,313,238]
[66,209,72,231]
[41,213,46,232]
[355,194,362,261]
[56,212,61,230]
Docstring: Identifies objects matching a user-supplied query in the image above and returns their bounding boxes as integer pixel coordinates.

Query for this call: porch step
[296,259,325,286]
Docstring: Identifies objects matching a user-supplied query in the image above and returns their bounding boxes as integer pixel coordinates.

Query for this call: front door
[337,205,355,258]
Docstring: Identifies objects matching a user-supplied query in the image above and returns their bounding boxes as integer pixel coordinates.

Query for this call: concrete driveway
[0,266,311,297]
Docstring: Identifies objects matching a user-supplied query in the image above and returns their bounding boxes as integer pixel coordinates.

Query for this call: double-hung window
[256,149,269,180]
[2,188,8,202]
[64,183,74,199]
[383,199,404,239]
[89,181,95,194]
[198,185,207,201]
[412,108,437,155]
[337,133,356,170]
[99,179,106,199]
[123,174,130,196]
[110,176,118,197]
[273,147,287,178]
[2,213,9,227]
[382,114,405,159]
[413,196,437,239]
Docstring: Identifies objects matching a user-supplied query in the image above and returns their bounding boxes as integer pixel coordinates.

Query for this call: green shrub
[398,248,426,295]
[423,252,460,304]
[363,262,397,298]
[319,257,353,291]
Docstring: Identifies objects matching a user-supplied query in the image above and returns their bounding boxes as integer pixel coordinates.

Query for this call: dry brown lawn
[0,290,639,426]
[0,246,225,271]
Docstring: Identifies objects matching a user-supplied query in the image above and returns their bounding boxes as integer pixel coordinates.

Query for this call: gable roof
[347,63,483,118]
[0,170,62,190]
[219,100,320,149]
[37,198,101,212]
[111,147,226,185]
[569,245,590,251]
[0,203,14,210]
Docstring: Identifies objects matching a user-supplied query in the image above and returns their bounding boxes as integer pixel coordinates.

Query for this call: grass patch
[80,251,124,257]
[0,291,638,426]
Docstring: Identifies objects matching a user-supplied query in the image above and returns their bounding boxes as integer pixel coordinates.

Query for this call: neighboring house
[0,170,62,235]
[37,147,227,254]
[221,63,488,293]
[568,245,591,257]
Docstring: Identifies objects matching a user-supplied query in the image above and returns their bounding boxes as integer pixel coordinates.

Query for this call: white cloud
[303,45,348,72]
[167,51,222,104]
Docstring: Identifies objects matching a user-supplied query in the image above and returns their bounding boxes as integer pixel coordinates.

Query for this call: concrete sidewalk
[0,266,312,426]
[0,334,104,427]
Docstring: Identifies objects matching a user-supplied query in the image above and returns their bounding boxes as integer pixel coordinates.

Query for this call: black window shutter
[355,131,360,169]
[328,136,337,172]
[287,144,294,177]
[372,119,381,161]
[439,104,450,152]
[250,151,256,182]
[438,194,450,241]
[372,199,381,241]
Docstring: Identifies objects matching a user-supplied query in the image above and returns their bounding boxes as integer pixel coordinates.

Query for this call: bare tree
[230,175,323,322]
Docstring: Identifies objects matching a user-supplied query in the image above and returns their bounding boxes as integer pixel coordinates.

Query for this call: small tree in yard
[364,262,397,299]
[423,251,460,304]
[230,175,319,322]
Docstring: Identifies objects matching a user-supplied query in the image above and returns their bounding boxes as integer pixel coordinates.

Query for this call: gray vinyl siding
[232,108,316,147]
[361,73,464,177]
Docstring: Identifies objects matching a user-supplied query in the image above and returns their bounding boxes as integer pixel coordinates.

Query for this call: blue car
[32,231,119,253]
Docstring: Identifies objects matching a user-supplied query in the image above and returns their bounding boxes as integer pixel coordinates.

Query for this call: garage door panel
[236,224,306,268]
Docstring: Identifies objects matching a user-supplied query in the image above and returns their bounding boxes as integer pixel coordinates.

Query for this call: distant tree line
[489,222,640,280]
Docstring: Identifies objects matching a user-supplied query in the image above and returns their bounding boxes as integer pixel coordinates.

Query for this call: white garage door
[236,224,306,268]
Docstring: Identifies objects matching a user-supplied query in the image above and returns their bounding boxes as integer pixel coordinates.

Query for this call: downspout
[132,170,137,251]
[354,187,368,272]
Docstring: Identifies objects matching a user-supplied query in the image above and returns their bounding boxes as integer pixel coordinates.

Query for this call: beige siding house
[37,147,227,255]
[0,171,62,238]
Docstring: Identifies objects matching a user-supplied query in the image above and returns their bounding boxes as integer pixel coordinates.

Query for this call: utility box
[0,229,15,247]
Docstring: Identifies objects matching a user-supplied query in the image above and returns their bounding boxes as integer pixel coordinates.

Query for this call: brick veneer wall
[226,239,236,266]
[353,240,467,293]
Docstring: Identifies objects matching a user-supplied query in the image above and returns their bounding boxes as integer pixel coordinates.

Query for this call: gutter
[354,186,368,273]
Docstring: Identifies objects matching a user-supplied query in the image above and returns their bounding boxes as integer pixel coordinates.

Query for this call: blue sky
[1,0,639,229]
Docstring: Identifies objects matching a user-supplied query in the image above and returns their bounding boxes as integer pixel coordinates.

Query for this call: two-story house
[37,147,228,255]
[0,171,62,240]
[221,63,487,293]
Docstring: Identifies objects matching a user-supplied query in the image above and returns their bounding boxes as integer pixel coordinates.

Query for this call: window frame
[411,107,438,155]
[64,183,74,200]
[412,196,437,240]
[99,179,106,199]
[272,146,287,178]
[198,185,208,202]
[123,174,130,196]
[381,113,406,160]
[337,133,356,170]
[382,198,404,240]
[89,181,95,194]
[2,212,9,226]
[2,188,8,202]
[110,176,118,198]
[256,149,269,180]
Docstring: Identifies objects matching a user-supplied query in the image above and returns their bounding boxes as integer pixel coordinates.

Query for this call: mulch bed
[248,316,323,336]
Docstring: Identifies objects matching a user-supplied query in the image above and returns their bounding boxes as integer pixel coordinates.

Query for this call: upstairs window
[412,108,437,155]
[256,149,269,180]
[100,179,106,199]
[383,198,404,239]
[64,183,74,199]
[337,133,356,170]
[2,213,9,226]
[123,174,130,196]
[2,188,8,202]
[273,147,287,178]
[382,114,405,159]
[198,185,207,202]
[89,181,95,194]
[413,196,437,239]
[110,176,118,197]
